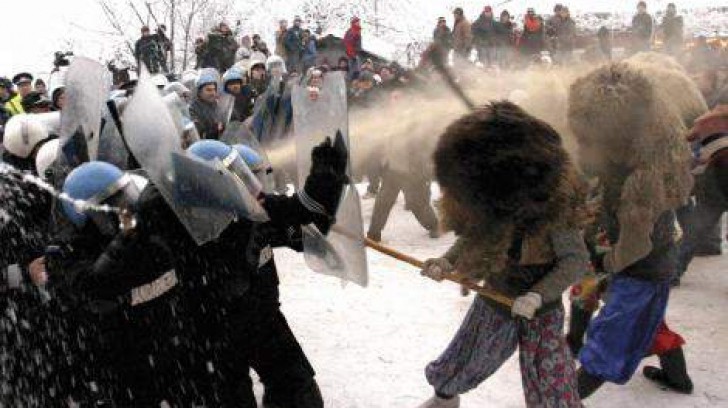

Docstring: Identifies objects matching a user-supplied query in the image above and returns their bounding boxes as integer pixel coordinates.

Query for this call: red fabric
[524,16,541,32]
[688,104,728,143]
[344,23,362,58]
[649,321,685,355]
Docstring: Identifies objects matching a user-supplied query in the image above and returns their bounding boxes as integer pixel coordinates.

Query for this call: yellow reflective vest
[5,94,24,116]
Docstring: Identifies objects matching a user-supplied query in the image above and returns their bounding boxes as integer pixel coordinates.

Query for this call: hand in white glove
[420,258,454,282]
[511,292,543,320]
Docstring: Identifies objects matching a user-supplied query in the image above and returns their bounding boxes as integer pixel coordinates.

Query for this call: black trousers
[677,168,727,279]
[213,291,322,408]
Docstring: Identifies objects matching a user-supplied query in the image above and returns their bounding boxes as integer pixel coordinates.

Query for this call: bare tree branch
[97,0,136,56]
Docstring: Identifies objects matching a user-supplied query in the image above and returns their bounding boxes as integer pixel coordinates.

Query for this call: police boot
[643,347,693,394]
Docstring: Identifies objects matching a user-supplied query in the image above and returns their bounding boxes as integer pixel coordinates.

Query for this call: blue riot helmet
[187,140,264,199]
[232,143,274,193]
[62,161,146,235]
[222,67,245,94]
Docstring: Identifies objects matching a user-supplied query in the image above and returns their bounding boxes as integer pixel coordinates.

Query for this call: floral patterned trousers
[426,297,582,407]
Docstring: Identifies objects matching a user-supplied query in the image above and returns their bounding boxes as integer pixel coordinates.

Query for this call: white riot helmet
[3,114,51,158]
[35,138,60,179]
[266,55,287,76]
[163,82,191,100]
[34,111,61,136]
[150,73,169,89]
[181,70,199,92]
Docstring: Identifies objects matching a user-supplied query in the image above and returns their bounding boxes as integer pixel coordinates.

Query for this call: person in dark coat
[135,26,165,74]
[597,26,613,61]
[554,7,577,64]
[150,138,347,406]
[661,3,684,56]
[205,23,239,73]
[433,17,453,53]
[520,8,545,60]
[285,16,305,75]
[496,10,516,68]
[471,6,498,67]
[223,68,255,123]
[631,1,654,53]
[189,73,223,140]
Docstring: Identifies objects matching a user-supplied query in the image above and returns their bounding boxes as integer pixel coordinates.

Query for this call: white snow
[264,184,728,407]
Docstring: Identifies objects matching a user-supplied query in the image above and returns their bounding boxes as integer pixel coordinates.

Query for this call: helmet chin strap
[222,148,239,169]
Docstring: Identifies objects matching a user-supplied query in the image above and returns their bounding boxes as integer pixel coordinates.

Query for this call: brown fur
[628,51,686,73]
[434,101,584,237]
[568,61,695,271]
[627,52,708,126]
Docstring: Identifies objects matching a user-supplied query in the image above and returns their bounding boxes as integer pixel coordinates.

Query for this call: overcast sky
[1,0,724,78]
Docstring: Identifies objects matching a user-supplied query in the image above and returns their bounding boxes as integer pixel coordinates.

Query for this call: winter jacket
[4,93,24,116]
[555,17,577,52]
[662,14,683,46]
[433,26,453,50]
[632,12,654,42]
[443,225,589,314]
[206,31,239,72]
[284,26,304,57]
[303,36,318,68]
[189,98,222,140]
[496,21,515,46]
[520,16,545,55]
[471,14,498,47]
[253,40,270,58]
[135,35,164,74]
[230,86,255,123]
[452,17,473,55]
[275,29,288,58]
[344,25,362,58]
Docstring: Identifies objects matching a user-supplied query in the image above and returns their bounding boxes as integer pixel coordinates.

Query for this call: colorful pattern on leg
[518,306,582,407]
[425,296,518,396]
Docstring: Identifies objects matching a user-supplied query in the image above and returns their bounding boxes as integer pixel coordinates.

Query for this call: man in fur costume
[568,62,695,397]
[418,101,589,408]
[566,51,708,351]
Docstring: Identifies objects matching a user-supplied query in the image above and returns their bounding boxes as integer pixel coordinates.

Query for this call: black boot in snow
[643,347,693,394]
[566,303,594,357]
[577,367,605,399]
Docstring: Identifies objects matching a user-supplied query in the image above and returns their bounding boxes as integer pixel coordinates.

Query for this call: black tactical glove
[299,132,349,220]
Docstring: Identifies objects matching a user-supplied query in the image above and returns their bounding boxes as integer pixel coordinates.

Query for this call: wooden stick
[361,236,514,308]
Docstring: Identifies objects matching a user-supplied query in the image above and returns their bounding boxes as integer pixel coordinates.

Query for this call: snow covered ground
[263,184,728,407]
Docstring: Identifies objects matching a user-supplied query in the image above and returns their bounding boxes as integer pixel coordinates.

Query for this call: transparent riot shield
[58,57,107,162]
[292,71,368,287]
[123,73,242,245]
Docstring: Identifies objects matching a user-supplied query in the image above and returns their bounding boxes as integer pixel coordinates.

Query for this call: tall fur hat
[434,101,572,232]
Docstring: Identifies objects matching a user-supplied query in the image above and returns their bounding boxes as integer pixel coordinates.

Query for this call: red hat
[351,16,360,24]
